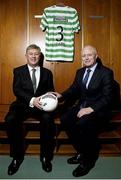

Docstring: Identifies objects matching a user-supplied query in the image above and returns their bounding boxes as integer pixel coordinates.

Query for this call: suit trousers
[5,104,56,161]
[60,105,108,162]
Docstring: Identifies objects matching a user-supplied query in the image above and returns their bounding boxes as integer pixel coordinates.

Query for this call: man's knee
[5,111,16,125]
[41,112,55,126]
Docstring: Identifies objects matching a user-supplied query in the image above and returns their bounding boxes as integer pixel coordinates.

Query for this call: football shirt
[40,5,80,62]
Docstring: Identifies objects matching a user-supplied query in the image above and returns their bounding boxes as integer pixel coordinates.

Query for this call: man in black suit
[5,44,56,175]
[54,45,114,177]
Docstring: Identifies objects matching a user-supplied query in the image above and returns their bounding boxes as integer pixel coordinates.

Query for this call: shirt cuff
[29,97,35,108]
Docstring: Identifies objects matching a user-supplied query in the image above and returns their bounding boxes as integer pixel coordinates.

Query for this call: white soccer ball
[40,93,58,112]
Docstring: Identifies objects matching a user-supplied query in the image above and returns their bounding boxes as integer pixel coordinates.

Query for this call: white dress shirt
[27,65,40,107]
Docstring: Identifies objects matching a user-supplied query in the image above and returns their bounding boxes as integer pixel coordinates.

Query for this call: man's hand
[50,92,62,99]
[33,97,43,110]
[77,107,94,118]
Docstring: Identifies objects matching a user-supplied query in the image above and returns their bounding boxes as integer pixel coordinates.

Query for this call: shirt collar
[27,64,40,71]
[86,63,97,72]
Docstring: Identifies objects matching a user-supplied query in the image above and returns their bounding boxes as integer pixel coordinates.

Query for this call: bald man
[54,45,114,177]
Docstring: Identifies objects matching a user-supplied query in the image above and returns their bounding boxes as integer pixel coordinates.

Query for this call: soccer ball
[40,93,58,112]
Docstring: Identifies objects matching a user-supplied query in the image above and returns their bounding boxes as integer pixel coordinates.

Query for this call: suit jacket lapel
[88,65,101,88]
[80,67,86,88]
[24,65,34,90]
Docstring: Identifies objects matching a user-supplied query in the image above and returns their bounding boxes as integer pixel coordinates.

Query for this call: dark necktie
[32,68,36,93]
[83,69,91,87]
[80,68,91,108]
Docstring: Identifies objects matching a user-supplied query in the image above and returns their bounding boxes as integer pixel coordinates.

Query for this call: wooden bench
[0,110,121,156]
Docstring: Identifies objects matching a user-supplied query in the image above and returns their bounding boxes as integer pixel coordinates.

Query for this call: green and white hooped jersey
[40,5,80,62]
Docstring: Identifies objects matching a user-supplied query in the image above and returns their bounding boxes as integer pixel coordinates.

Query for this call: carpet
[0,155,121,179]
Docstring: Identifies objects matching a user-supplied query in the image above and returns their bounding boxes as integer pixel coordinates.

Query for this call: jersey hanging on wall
[40,5,80,62]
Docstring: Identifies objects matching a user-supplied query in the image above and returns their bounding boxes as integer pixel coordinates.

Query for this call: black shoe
[72,161,95,177]
[41,157,52,172]
[8,158,24,175]
[67,154,83,164]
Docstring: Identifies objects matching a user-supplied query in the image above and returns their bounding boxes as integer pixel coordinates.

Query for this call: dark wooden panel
[83,0,110,66]
[0,0,27,104]
[110,0,121,86]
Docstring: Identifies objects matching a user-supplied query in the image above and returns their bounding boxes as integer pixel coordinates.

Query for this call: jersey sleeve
[40,10,48,31]
[72,9,80,32]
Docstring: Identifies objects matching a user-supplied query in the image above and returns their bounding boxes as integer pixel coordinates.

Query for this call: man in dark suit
[54,45,114,177]
[5,44,56,175]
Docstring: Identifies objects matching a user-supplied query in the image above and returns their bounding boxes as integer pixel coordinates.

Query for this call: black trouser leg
[61,107,101,161]
[40,112,56,161]
[61,106,82,153]
[5,112,25,159]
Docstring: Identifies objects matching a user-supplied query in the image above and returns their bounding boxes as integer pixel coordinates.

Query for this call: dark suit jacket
[11,64,54,109]
[62,60,114,114]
